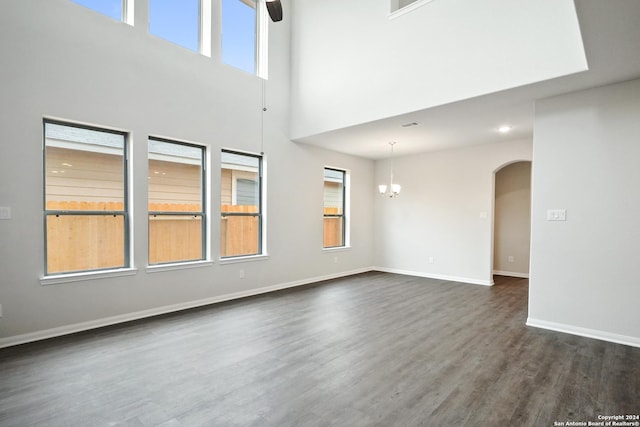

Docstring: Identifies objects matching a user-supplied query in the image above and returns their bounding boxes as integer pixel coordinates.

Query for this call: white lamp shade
[392,184,401,194]
[378,184,387,194]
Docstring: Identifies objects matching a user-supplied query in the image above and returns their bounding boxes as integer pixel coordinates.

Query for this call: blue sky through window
[149,0,200,52]
[222,0,257,74]
[71,0,122,21]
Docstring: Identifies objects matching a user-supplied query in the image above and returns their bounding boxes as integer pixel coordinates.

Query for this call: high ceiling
[294,1,640,160]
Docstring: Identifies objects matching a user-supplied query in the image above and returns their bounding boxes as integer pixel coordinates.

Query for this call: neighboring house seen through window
[43,121,129,275]
[221,150,263,258]
[148,138,206,265]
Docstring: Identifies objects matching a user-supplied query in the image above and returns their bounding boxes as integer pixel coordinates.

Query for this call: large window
[44,121,129,275]
[149,0,201,52]
[222,0,257,74]
[323,168,346,248]
[221,150,262,258]
[148,138,206,265]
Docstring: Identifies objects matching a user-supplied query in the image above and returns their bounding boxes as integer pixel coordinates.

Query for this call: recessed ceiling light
[498,125,512,133]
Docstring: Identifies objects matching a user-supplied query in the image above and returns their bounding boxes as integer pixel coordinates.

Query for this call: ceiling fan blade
[266,0,283,22]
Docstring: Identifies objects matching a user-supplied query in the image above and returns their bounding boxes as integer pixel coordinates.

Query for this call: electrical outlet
[508,256,514,263]
[0,207,11,220]
[0,304,3,317]
[239,269,245,279]
[333,256,338,264]
[428,257,434,264]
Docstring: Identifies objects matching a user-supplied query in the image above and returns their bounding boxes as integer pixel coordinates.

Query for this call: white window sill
[323,246,351,253]
[389,0,435,20]
[40,268,138,285]
[219,254,270,265]
[146,260,213,274]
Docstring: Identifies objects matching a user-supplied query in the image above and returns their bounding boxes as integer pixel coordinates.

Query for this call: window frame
[43,119,130,276]
[220,149,264,259]
[147,137,207,266]
[323,167,348,249]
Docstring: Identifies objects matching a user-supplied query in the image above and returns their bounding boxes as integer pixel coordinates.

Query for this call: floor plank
[0,272,638,426]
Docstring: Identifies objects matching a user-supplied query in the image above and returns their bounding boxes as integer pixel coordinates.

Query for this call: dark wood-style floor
[1,273,638,426]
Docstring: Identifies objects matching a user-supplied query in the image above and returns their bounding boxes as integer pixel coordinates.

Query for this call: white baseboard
[0,267,372,349]
[526,317,640,349]
[493,270,529,279]
[373,267,494,286]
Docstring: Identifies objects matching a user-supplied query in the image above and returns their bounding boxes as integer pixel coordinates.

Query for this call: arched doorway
[492,161,532,279]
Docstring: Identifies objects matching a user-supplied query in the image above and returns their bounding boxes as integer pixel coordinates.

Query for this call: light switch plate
[547,209,566,221]
[0,207,11,220]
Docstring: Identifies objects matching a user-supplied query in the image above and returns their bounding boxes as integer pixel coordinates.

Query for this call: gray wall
[290,0,586,139]
[0,0,374,345]
[374,139,532,285]
[1,1,638,350]
[528,78,640,346]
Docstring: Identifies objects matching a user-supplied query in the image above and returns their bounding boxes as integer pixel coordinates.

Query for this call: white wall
[0,0,374,345]
[374,139,532,285]
[290,0,586,139]
[528,78,640,347]
[493,161,531,277]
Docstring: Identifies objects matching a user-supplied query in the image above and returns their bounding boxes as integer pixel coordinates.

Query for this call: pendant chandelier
[378,141,401,198]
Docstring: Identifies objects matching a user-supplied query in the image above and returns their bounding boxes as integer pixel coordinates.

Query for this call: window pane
[71,0,122,20]
[148,139,203,213]
[149,0,200,51]
[222,0,257,74]
[46,214,125,274]
[220,214,259,257]
[45,123,125,211]
[323,217,344,248]
[148,139,205,265]
[149,215,203,264]
[221,151,261,257]
[221,151,259,210]
[324,169,344,215]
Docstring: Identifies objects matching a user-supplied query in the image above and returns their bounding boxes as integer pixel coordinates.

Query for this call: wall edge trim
[373,267,494,286]
[0,267,373,349]
[493,270,529,279]
[526,317,640,349]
